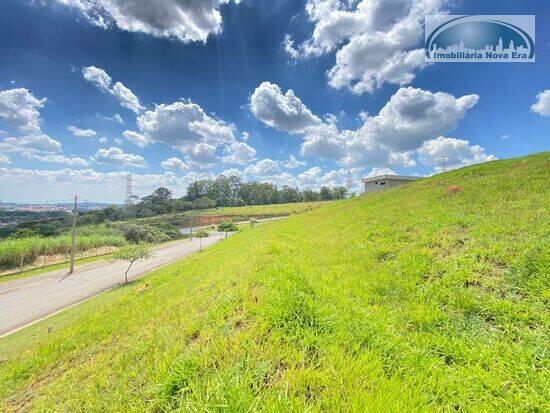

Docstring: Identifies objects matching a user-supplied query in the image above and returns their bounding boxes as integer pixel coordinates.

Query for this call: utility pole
[69,195,77,274]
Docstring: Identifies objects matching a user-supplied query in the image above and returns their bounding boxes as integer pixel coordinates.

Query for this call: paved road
[0,233,227,337]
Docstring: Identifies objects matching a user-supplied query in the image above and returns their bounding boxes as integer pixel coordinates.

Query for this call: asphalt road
[0,233,226,337]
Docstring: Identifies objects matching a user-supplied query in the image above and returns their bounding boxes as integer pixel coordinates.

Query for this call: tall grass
[0,234,126,271]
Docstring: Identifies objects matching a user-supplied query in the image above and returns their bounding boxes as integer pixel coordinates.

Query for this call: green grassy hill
[130,200,335,228]
[1,153,548,411]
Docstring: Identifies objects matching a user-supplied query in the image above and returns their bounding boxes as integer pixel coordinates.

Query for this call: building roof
[361,175,420,184]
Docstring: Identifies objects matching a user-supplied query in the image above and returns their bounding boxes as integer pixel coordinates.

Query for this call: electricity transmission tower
[344,170,352,190]
[438,157,449,173]
[123,173,134,217]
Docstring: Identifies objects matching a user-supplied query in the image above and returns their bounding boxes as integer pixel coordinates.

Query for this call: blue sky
[0,0,548,203]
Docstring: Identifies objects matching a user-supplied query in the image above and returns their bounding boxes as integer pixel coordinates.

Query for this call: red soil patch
[446,185,462,194]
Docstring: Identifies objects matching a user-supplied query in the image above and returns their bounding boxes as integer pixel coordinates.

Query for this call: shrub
[116,223,174,244]
[217,221,238,233]
[194,230,209,251]
[113,243,153,284]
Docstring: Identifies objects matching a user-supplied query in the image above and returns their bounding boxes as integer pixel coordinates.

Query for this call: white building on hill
[361,175,420,193]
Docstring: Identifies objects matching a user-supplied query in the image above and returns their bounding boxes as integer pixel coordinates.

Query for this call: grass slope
[1,153,548,411]
[132,201,334,228]
[204,201,334,216]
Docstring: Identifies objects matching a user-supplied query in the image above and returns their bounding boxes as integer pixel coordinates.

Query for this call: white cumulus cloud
[55,0,240,43]
[285,0,448,94]
[388,151,416,167]
[243,158,297,187]
[82,66,144,113]
[0,88,47,133]
[251,83,479,169]
[111,81,144,114]
[22,153,89,167]
[160,157,189,172]
[282,155,306,169]
[68,125,97,138]
[82,66,112,92]
[418,136,497,172]
[531,90,550,116]
[223,141,257,165]
[250,82,321,133]
[189,142,218,165]
[92,146,147,168]
[132,100,235,159]
[0,134,62,154]
[122,130,149,147]
[301,122,346,161]
[348,87,479,153]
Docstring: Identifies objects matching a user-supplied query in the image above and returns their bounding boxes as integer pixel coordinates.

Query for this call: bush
[217,221,238,233]
[117,224,169,244]
[114,223,181,244]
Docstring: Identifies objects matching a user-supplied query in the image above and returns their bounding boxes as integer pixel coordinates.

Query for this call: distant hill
[1,152,548,411]
[0,201,116,211]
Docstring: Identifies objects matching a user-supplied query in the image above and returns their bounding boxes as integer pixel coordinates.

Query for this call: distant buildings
[361,175,420,193]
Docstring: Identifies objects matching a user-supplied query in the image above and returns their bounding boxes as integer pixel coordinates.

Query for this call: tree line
[129,175,350,218]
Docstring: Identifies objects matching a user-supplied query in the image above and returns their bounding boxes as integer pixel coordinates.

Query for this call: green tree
[228,175,242,206]
[137,187,173,216]
[185,180,210,201]
[195,230,209,251]
[332,186,349,199]
[117,223,173,244]
[303,189,320,201]
[320,186,333,200]
[208,175,233,206]
[281,185,301,203]
[113,243,152,284]
[217,221,238,238]
[191,197,216,210]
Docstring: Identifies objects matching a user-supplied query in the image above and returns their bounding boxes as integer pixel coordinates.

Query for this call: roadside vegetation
[0,153,548,410]
[0,234,125,272]
[194,230,210,252]
[113,243,153,284]
[217,221,239,239]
